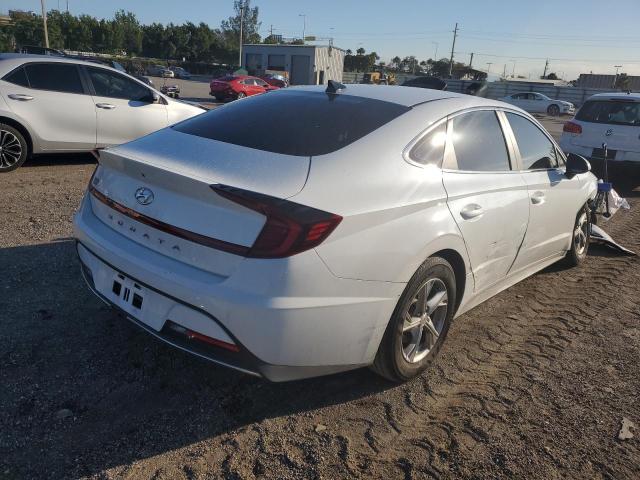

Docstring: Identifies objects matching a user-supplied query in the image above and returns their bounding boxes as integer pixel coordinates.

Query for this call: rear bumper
[73,193,403,381]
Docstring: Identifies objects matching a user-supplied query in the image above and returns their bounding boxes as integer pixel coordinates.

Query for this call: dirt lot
[1,118,639,479]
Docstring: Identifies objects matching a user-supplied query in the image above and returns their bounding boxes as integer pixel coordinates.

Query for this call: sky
[4,0,640,80]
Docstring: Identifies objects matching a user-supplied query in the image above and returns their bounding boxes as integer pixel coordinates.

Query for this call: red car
[209,75,278,101]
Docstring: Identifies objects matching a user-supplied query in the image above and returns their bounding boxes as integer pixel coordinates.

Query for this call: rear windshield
[576,100,640,126]
[173,90,410,156]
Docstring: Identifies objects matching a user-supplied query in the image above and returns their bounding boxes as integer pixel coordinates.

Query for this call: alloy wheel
[574,211,588,255]
[401,278,449,363]
[0,129,23,170]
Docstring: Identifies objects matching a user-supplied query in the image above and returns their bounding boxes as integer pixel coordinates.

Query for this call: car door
[84,66,168,147]
[1,62,96,151]
[503,111,583,270]
[530,93,547,113]
[442,109,530,293]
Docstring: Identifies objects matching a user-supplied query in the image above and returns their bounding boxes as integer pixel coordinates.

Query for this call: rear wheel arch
[0,116,33,157]
[430,248,466,313]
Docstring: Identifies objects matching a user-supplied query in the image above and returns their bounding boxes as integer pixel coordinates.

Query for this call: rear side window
[409,123,447,166]
[506,113,558,170]
[173,90,410,156]
[450,110,510,171]
[87,67,151,101]
[576,100,640,126]
[24,63,84,94]
[3,67,29,87]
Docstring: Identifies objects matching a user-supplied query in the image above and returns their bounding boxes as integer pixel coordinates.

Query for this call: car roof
[0,53,124,75]
[288,84,509,108]
[588,92,640,102]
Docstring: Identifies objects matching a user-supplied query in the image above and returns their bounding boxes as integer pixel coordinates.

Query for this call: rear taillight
[563,121,582,134]
[211,184,342,258]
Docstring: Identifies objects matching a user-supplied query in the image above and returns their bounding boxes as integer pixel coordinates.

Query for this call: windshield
[576,100,640,126]
[173,90,410,156]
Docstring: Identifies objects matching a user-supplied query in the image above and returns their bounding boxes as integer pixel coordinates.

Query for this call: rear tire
[547,104,560,116]
[564,205,590,267]
[0,123,28,173]
[236,92,246,100]
[371,257,456,382]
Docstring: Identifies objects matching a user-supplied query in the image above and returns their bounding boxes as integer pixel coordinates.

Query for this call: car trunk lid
[89,128,310,276]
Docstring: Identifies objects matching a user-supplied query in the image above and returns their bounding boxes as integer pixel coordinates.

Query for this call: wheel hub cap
[0,129,22,169]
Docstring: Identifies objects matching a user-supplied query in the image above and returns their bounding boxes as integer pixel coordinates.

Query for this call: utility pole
[542,58,549,79]
[432,41,438,60]
[238,2,244,67]
[486,62,492,74]
[40,0,49,48]
[270,24,273,37]
[448,22,458,78]
[66,0,69,12]
[613,65,622,88]
[511,60,516,78]
[299,14,306,44]
[502,63,507,78]
[469,52,474,69]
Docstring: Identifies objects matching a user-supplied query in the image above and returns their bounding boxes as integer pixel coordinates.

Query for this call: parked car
[402,76,447,90]
[74,84,596,382]
[560,92,640,172]
[169,66,191,79]
[501,92,575,116]
[134,75,154,87]
[0,54,205,172]
[209,74,278,101]
[161,69,175,78]
[259,73,288,88]
[146,64,167,77]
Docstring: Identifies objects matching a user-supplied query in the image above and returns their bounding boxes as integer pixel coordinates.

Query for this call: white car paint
[501,92,575,115]
[74,85,597,381]
[560,92,640,163]
[0,54,204,156]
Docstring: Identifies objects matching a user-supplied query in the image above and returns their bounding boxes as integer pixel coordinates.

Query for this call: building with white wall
[241,44,345,86]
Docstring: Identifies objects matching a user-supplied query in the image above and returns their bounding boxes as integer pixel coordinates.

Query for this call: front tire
[371,257,456,382]
[236,92,246,100]
[564,205,590,267]
[0,124,28,173]
[547,104,560,116]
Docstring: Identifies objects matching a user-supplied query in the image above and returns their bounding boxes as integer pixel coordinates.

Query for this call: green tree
[356,47,365,55]
[220,0,261,64]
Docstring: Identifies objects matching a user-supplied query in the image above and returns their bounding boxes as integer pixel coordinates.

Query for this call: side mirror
[151,92,160,103]
[565,153,591,178]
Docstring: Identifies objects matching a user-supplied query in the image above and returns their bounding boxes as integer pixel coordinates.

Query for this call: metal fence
[342,72,624,107]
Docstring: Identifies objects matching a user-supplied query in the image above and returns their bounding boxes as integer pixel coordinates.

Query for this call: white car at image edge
[0,54,205,172]
[501,92,575,116]
[560,92,640,171]
[74,84,597,382]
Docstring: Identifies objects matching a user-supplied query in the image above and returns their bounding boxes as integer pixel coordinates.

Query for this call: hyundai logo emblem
[135,187,154,205]
[605,129,614,137]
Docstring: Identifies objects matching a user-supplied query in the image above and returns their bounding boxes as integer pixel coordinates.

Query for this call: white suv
[560,92,640,172]
[0,54,204,172]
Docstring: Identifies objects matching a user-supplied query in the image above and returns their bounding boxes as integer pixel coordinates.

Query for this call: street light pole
[40,0,49,48]
[238,3,244,68]
[299,14,306,44]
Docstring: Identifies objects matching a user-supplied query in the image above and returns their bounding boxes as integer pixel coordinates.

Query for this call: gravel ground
[1,119,639,479]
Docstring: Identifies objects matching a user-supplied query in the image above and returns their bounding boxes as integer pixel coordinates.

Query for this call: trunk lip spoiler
[89,185,251,256]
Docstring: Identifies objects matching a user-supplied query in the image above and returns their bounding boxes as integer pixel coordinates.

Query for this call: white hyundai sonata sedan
[74,83,597,382]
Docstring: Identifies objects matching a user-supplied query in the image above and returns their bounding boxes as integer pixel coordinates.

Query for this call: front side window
[24,63,84,94]
[506,113,558,170]
[409,123,447,166]
[87,67,152,101]
[3,67,29,87]
[450,110,511,171]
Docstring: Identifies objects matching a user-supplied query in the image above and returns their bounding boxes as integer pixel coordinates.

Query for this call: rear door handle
[8,94,34,101]
[96,103,116,110]
[460,204,484,220]
[531,191,546,205]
